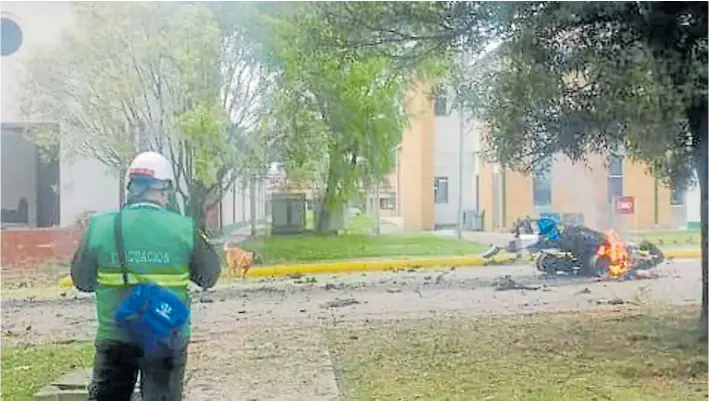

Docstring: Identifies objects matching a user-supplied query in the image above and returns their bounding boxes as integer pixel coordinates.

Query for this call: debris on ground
[386,287,402,293]
[576,288,592,295]
[321,298,359,308]
[493,275,541,291]
[597,297,625,305]
[294,276,317,284]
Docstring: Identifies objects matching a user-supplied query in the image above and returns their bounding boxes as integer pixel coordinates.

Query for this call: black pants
[88,339,188,401]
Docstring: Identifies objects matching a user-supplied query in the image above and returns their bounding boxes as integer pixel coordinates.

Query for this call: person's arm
[189,227,222,290]
[70,230,98,292]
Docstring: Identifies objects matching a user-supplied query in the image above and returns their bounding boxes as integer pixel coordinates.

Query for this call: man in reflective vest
[71,151,222,401]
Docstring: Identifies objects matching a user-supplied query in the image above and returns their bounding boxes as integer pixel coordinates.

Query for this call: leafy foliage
[20,2,273,226]
[308,1,708,335]
[263,5,416,233]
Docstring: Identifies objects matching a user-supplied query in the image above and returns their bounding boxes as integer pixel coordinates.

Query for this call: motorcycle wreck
[482,216,665,279]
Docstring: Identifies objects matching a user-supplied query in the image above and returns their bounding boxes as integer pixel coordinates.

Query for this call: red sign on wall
[615,196,635,215]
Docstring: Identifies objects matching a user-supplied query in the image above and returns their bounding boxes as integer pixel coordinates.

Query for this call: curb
[55,249,702,285]
[247,248,702,278]
[247,255,517,278]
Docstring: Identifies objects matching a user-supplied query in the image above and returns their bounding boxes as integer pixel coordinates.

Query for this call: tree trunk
[373,178,381,235]
[316,162,338,235]
[689,105,708,340]
[249,179,257,237]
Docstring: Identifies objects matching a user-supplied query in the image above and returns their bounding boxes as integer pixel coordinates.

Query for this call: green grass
[304,212,374,234]
[629,230,700,246]
[241,233,487,265]
[327,307,708,401]
[240,214,486,265]
[2,342,94,401]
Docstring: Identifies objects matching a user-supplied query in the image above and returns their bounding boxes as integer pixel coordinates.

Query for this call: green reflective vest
[85,202,194,342]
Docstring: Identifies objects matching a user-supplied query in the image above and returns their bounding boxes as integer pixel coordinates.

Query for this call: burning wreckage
[483,216,665,280]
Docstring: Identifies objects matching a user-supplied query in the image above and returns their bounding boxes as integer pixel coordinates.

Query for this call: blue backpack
[112,211,190,359]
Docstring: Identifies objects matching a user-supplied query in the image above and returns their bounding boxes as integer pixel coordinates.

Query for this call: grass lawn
[238,213,487,265]
[2,342,94,401]
[327,307,708,401]
[629,230,700,246]
[241,233,487,265]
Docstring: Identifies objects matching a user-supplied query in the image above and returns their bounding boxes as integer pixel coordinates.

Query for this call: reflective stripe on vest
[97,270,189,287]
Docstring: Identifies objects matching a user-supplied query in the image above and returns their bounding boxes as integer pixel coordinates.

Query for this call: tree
[264,5,411,235]
[319,1,709,338]
[20,2,273,230]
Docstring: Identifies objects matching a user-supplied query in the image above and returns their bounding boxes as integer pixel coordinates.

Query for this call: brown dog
[222,242,260,279]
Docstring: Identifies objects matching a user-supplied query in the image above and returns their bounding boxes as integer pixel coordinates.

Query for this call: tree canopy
[308,1,709,337]
[20,2,274,226]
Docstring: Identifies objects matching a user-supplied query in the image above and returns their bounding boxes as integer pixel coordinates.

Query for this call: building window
[532,158,552,207]
[607,154,623,203]
[379,196,395,210]
[434,88,448,116]
[670,187,685,206]
[434,177,449,204]
[1,17,23,57]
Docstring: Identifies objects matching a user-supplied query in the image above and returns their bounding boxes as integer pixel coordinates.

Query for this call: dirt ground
[1,259,702,401]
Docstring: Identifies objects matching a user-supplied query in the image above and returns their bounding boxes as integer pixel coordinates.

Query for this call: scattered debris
[597,297,625,305]
[321,298,359,309]
[386,287,402,293]
[493,275,540,292]
[435,273,448,285]
[294,276,317,284]
[198,296,215,304]
[481,245,501,259]
[287,272,304,279]
[324,283,337,291]
[576,288,592,295]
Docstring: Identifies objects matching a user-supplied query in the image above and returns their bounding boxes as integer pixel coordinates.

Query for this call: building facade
[394,82,700,232]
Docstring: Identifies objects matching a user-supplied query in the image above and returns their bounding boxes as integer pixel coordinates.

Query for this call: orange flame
[596,230,630,277]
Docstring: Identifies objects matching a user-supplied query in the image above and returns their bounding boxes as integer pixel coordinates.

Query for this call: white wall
[433,109,480,226]
[686,180,701,225]
[60,156,120,226]
[220,180,268,229]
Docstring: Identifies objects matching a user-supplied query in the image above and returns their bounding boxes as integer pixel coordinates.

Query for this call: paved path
[2,259,701,401]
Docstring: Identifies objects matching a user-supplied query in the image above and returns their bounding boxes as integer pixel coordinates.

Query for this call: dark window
[434,88,448,116]
[670,187,685,206]
[434,177,449,204]
[379,196,395,210]
[532,159,552,207]
[1,17,23,57]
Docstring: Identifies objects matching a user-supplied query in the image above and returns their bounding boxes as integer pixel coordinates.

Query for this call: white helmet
[126,152,175,191]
